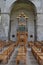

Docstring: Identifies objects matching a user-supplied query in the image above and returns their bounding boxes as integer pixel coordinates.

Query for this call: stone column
[34,19,37,41]
[1,13,10,41]
[37,13,43,41]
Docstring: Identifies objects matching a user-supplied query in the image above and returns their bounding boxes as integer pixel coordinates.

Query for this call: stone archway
[8,0,37,41]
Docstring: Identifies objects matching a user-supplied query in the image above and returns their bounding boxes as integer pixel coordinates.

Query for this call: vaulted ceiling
[11,0,37,17]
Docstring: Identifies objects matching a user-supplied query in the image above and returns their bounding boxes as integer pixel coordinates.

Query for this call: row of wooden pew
[28,41,43,49]
[0,40,5,51]
[0,43,15,64]
[28,41,34,47]
[31,43,43,65]
[0,40,16,51]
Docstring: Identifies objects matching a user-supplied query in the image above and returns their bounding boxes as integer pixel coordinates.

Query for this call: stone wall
[0,0,43,41]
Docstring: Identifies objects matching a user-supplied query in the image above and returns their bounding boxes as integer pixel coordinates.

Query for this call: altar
[16,12,28,46]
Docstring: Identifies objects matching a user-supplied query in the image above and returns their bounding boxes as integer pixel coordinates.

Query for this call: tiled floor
[0,48,39,65]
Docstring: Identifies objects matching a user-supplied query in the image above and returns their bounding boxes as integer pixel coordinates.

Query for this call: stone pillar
[1,13,10,41]
[34,19,37,41]
[37,13,43,41]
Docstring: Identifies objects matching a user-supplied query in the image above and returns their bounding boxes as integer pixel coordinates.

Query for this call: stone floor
[26,48,39,65]
[0,48,39,65]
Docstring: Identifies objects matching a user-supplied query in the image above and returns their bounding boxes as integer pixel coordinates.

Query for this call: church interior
[0,0,43,65]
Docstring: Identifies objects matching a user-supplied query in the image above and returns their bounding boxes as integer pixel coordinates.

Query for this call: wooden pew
[34,41,42,49]
[0,44,15,64]
[31,45,43,65]
[38,56,43,65]
[0,54,8,64]
[5,41,13,47]
[28,41,34,47]
[0,40,5,51]
[38,46,43,65]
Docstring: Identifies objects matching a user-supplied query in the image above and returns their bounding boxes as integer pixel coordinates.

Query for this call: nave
[6,47,39,65]
[0,47,39,65]
[0,40,43,65]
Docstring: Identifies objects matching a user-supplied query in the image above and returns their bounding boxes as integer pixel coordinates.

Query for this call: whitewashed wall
[37,14,43,41]
[0,0,43,41]
[0,0,6,40]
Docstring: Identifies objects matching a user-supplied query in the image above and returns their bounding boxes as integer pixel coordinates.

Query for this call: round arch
[6,0,37,13]
[8,0,37,41]
[10,0,37,14]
